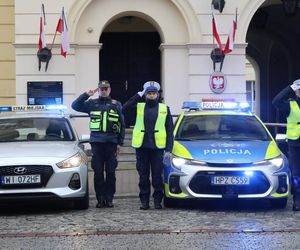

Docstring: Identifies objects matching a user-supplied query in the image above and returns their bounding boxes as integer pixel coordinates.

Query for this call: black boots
[106,200,114,208]
[96,197,114,208]
[154,202,162,209]
[140,202,150,210]
[140,200,162,210]
[96,197,106,208]
[293,195,300,211]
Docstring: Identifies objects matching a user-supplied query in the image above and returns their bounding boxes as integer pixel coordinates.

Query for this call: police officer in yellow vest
[273,79,300,211]
[123,81,174,209]
[72,80,125,208]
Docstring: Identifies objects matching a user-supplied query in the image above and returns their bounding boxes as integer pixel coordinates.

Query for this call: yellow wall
[0,0,15,105]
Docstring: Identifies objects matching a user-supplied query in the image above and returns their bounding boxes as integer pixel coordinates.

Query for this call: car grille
[189,171,270,195]
[0,165,54,189]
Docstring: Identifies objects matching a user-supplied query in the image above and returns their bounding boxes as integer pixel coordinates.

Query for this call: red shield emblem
[209,71,227,94]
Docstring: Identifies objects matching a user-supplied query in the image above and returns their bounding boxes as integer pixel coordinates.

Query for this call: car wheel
[74,186,89,210]
[163,196,178,208]
[270,197,288,209]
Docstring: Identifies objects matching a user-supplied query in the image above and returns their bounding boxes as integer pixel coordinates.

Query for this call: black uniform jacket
[72,92,125,145]
[122,94,174,152]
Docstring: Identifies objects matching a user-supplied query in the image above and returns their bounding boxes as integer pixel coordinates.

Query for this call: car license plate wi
[1,175,41,185]
[212,176,250,185]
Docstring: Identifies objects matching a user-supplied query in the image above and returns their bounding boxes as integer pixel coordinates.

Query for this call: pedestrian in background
[272,79,300,211]
[122,81,174,210]
[72,80,125,208]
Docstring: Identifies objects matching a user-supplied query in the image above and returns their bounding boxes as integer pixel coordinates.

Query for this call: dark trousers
[289,145,300,195]
[91,142,117,202]
[135,148,164,203]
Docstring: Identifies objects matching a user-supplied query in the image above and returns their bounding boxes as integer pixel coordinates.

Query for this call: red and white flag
[212,7,223,52]
[56,7,70,57]
[223,16,237,54]
[38,4,47,49]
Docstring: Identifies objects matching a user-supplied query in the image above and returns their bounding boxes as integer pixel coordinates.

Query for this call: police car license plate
[1,175,41,185]
[212,176,250,185]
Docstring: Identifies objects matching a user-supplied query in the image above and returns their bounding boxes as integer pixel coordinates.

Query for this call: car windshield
[0,117,75,142]
[176,114,271,141]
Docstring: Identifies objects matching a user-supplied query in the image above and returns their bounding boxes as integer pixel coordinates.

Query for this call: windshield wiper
[175,138,193,141]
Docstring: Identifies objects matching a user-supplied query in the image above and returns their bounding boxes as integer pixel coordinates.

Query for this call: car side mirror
[275,133,286,141]
[275,133,288,157]
[79,134,90,144]
[78,134,91,155]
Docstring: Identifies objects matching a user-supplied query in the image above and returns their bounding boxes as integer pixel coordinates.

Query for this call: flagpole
[50,31,58,50]
[236,8,238,30]
[50,7,63,51]
[211,4,216,71]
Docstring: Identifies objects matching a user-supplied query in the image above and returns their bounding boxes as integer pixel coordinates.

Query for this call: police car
[0,105,89,209]
[163,101,290,208]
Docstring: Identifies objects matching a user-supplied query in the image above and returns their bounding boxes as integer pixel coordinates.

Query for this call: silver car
[0,107,89,209]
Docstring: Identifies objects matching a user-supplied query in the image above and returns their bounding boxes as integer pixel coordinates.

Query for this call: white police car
[0,105,89,209]
[163,101,290,208]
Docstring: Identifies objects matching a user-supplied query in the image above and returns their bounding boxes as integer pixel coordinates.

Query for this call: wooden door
[100,32,161,126]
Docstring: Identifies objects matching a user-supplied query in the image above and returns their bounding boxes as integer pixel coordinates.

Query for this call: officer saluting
[72,80,125,208]
[272,80,300,211]
[123,81,174,209]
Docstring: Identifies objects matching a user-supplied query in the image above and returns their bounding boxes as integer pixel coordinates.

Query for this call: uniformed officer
[122,81,174,209]
[72,80,125,208]
[272,79,300,211]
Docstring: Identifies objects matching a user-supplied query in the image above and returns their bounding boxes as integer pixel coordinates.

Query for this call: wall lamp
[282,0,299,16]
[211,0,226,13]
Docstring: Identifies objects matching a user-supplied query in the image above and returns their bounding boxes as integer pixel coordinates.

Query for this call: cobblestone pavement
[0,196,300,249]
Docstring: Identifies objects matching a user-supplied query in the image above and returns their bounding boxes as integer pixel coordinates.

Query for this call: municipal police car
[0,105,89,209]
[163,101,290,208]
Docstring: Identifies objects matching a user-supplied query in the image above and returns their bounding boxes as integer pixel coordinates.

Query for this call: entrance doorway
[99,17,161,126]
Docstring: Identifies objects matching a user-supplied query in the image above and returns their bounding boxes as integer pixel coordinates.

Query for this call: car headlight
[254,156,284,169]
[268,157,284,168]
[171,157,207,169]
[56,152,84,169]
[172,157,188,169]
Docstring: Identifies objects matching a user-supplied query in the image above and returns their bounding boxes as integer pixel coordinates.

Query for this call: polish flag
[223,17,237,54]
[56,7,70,57]
[38,4,47,49]
[212,7,223,52]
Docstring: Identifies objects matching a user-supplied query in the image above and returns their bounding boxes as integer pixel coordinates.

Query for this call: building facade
[0,0,15,105]
[13,0,300,135]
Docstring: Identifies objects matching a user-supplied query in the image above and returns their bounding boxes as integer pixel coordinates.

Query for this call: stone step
[118,153,136,162]
[120,146,135,154]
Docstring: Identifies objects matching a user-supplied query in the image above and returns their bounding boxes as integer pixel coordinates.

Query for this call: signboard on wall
[27,81,63,105]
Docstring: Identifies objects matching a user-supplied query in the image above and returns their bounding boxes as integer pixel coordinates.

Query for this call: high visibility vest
[89,106,121,134]
[286,100,300,140]
[132,103,167,148]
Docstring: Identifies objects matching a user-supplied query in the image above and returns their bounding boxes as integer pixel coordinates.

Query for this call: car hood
[172,140,281,164]
[0,141,79,159]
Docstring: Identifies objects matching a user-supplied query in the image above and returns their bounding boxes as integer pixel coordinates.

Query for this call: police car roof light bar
[182,101,251,112]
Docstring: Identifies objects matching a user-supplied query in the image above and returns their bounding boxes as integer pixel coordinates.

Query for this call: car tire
[270,197,288,209]
[163,196,178,208]
[74,185,89,210]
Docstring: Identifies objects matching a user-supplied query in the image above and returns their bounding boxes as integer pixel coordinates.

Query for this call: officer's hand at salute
[291,79,300,91]
[137,88,146,97]
[86,88,98,97]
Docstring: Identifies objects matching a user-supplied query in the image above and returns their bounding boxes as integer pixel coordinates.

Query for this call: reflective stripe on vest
[132,103,167,148]
[90,108,121,133]
[286,100,300,140]
[90,111,102,131]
